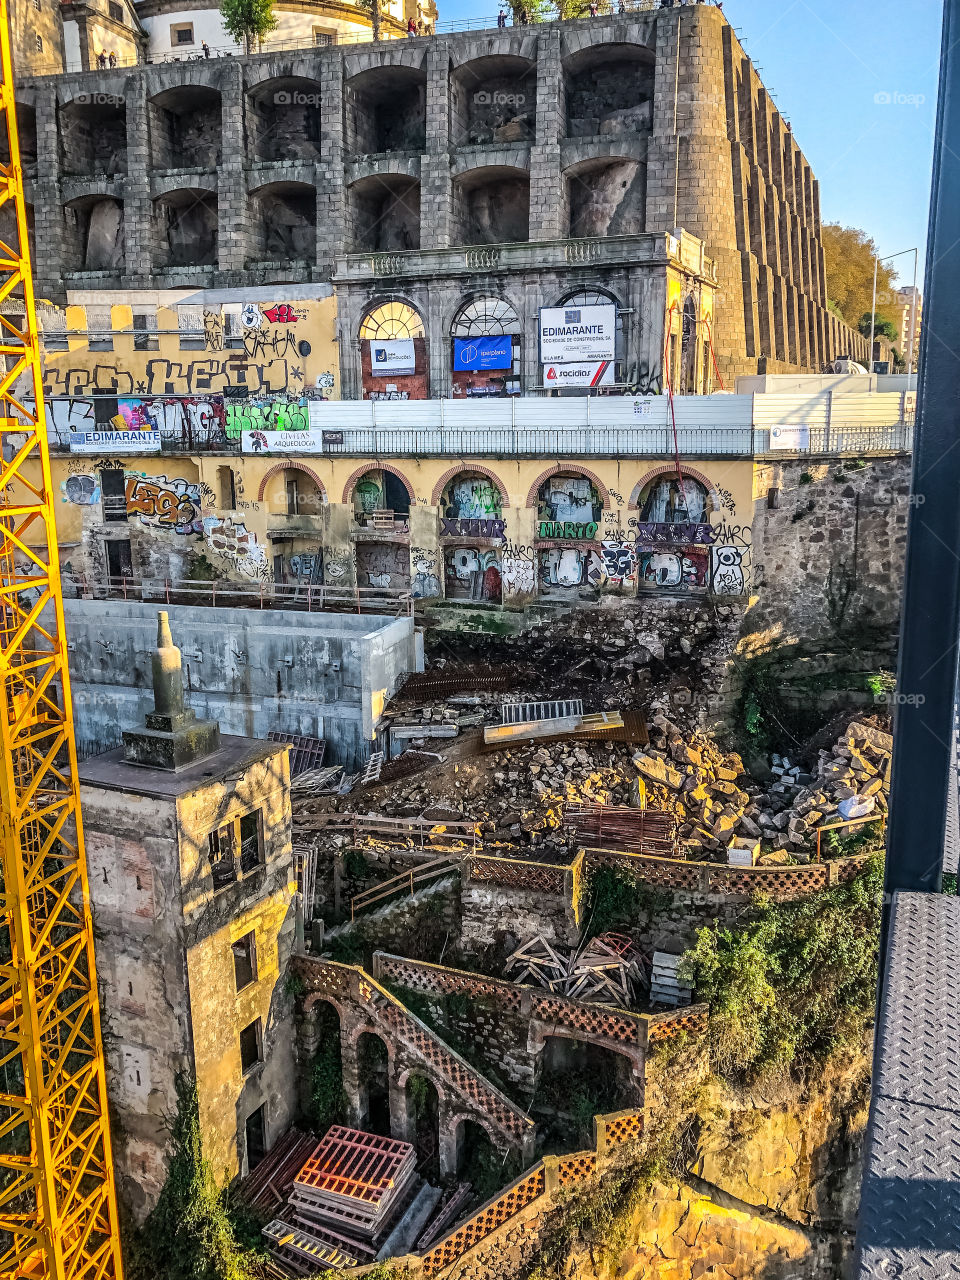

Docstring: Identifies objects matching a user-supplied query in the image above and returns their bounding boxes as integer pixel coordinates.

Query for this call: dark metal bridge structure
[856,3,960,1274]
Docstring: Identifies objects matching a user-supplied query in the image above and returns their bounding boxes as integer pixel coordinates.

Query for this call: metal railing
[44,419,915,458]
[63,573,414,616]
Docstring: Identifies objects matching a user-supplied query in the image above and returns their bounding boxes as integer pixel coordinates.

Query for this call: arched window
[551,289,624,390]
[451,297,522,336]
[359,300,424,340]
[451,296,522,397]
[636,473,711,524]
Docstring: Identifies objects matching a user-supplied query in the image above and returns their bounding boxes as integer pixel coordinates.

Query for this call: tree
[127,1076,255,1280]
[821,224,898,331]
[857,313,897,341]
[355,0,384,39]
[219,0,277,54]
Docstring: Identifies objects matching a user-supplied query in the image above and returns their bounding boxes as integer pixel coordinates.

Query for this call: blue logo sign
[453,336,513,371]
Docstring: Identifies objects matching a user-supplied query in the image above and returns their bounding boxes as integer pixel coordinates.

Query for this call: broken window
[217,465,237,510]
[245,1104,267,1168]
[133,309,158,351]
[208,824,237,890]
[208,809,264,890]
[239,1018,263,1074]
[100,468,128,523]
[38,306,68,352]
[239,811,263,874]
[109,0,124,19]
[233,931,257,991]
[171,22,194,46]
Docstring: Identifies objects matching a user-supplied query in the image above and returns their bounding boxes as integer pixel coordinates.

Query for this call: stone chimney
[122,611,221,770]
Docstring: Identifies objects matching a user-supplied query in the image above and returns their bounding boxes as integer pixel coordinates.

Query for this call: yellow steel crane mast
[0,12,124,1280]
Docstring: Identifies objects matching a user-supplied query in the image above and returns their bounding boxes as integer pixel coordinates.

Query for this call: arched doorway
[358,300,427,400]
[309,1001,346,1133]
[357,1031,391,1136]
[454,1118,514,1201]
[535,472,603,600]
[532,1036,637,1153]
[544,289,622,396]
[405,1074,440,1179]
[634,471,712,592]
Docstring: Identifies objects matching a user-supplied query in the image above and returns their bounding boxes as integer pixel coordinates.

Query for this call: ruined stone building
[77,611,300,1215]
[17,5,867,391]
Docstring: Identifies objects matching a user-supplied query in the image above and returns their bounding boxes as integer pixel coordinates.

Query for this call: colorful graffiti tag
[125,474,205,534]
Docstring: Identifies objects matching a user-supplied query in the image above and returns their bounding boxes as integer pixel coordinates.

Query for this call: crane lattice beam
[0,12,124,1280]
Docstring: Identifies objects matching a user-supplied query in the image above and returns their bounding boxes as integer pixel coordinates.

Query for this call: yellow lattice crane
[0,12,124,1280]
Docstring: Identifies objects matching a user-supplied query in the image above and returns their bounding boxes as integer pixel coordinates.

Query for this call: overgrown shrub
[680,856,883,1080]
[125,1075,258,1280]
[584,865,673,938]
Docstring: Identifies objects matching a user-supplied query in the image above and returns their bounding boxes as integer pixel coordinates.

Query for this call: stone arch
[525,463,610,511]
[527,1020,643,1083]
[341,463,415,506]
[257,462,326,504]
[628,464,717,509]
[431,465,511,508]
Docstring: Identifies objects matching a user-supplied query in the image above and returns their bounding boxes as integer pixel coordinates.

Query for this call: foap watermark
[874,487,926,507]
[474,90,525,107]
[75,92,125,107]
[874,90,925,108]
[274,90,321,108]
[874,690,925,707]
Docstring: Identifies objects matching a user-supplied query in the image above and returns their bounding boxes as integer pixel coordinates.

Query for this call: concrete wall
[63,599,417,766]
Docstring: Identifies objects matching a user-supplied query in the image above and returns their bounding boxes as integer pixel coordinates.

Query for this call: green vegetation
[125,1076,260,1280]
[858,313,898,341]
[218,0,277,52]
[680,857,883,1081]
[310,1007,347,1131]
[865,670,895,701]
[799,471,814,485]
[822,818,885,858]
[584,865,673,939]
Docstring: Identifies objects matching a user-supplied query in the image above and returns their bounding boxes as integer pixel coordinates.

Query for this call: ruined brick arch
[525,464,611,511]
[341,464,416,505]
[351,1024,397,1066]
[449,1110,510,1156]
[628,464,717,510]
[431,465,511,508]
[303,992,346,1023]
[256,462,327,505]
[527,1022,644,1083]
[396,1066,448,1103]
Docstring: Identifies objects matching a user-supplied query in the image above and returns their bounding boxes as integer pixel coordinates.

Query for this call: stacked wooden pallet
[235,1128,316,1212]
[506,932,643,1005]
[650,951,693,1009]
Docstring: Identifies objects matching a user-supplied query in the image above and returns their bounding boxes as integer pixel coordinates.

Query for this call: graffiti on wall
[225,400,309,438]
[118,397,227,448]
[44,358,302,399]
[324,547,350,582]
[639,549,709,589]
[356,542,410,590]
[411,549,442,600]
[444,478,503,520]
[444,547,502,603]
[202,515,269,580]
[539,547,602,590]
[710,546,747,595]
[502,543,535,597]
[538,476,599,524]
[61,473,101,505]
[440,517,506,539]
[538,520,599,540]
[599,541,638,586]
[125,473,205,534]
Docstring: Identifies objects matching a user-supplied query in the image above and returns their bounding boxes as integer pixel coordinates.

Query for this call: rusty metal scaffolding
[0,14,123,1280]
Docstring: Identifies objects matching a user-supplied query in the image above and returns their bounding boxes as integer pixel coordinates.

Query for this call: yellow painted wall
[41,295,340,400]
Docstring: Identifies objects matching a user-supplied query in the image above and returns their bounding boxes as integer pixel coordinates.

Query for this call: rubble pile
[745,720,891,855]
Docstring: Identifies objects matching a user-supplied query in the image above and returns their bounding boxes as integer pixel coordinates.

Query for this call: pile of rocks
[746,721,891,854]
[630,715,754,854]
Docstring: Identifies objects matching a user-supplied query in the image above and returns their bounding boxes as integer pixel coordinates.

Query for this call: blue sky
[439,0,943,289]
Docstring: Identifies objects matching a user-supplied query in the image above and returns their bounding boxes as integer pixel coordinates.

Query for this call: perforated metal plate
[856,893,960,1278]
